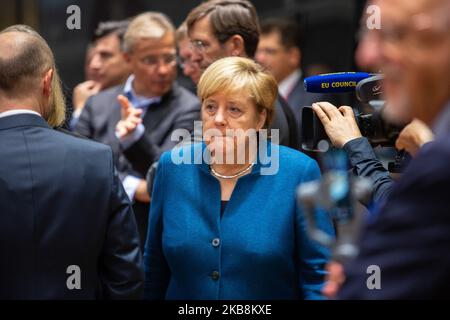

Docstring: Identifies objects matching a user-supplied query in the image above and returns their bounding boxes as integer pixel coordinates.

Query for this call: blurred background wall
[0,0,366,100]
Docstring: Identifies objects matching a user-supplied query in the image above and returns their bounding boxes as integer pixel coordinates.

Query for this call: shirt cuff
[69,109,82,130]
[122,175,141,202]
[116,123,145,150]
[343,137,378,167]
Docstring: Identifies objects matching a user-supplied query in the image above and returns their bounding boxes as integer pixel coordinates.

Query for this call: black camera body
[301,74,410,172]
[301,74,404,152]
[301,108,401,152]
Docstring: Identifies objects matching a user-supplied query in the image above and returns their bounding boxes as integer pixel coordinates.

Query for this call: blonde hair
[46,70,66,128]
[123,12,175,53]
[197,57,278,128]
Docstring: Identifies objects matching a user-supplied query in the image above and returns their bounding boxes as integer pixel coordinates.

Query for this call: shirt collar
[0,109,41,119]
[123,75,162,109]
[432,100,450,139]
[278,69,302,99]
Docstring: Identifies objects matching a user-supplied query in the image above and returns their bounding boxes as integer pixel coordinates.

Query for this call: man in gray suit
[75,12,200,246]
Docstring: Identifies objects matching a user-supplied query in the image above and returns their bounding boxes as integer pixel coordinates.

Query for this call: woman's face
[201,90,266,165]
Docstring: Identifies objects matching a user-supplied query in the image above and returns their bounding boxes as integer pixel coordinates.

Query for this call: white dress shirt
[0,109,41,118]
[278,69,302,101]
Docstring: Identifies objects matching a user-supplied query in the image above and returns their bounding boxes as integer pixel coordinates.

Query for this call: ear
[226,35,245,56]
[42,69,53,98]
[256,108,267,130]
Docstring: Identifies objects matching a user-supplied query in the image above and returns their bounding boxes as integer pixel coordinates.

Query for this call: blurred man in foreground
[316,0,450,299]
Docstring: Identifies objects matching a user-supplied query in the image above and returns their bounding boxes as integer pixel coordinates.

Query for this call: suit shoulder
[158,142,201,167]
[413,137,450,175]
[87,84,124,108]
[277,144,319,172]
[94,84,124,99]
[278,144,314,162]
[172,84,200,107]
[53,128,112,155]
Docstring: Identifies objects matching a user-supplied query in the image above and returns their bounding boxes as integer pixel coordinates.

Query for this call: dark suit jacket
[74,82,200,246]
[273,95,300,150]
[0,114,143,299]
[338,120,450,299]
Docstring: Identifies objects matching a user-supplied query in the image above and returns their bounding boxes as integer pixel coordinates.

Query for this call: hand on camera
[395,119,434,156]
[312,102,362,148]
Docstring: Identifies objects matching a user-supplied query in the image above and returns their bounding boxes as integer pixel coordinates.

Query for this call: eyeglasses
[140,53,177,68]
[190,39,210,52]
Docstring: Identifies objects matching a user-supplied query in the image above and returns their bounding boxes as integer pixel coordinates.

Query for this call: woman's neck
[210,149,257,178]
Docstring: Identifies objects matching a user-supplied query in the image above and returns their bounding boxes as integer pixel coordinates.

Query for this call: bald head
[0,26,54,94]
[0,25,66,127]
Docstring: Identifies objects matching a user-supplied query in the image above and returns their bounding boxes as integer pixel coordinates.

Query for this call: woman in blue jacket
[143,57,334,300]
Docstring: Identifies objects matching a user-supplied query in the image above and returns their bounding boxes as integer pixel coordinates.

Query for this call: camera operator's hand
[395,119,434,157]
[312,102,362,148]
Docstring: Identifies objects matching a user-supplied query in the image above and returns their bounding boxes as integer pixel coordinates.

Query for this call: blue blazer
[143,142,334,300]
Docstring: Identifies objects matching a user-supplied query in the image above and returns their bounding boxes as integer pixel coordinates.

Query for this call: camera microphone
[304,72,374,93]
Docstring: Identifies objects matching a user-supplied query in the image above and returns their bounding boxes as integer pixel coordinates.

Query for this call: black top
[220,201,228,218]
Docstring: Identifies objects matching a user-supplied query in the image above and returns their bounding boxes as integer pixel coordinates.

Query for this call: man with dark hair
[70,20,131,128]
[0,25,143,299]
[92,20,129,42]
[185,0,300,149]
[87,20,131,89]
[256,18,333,141]
[257,18,303,85]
